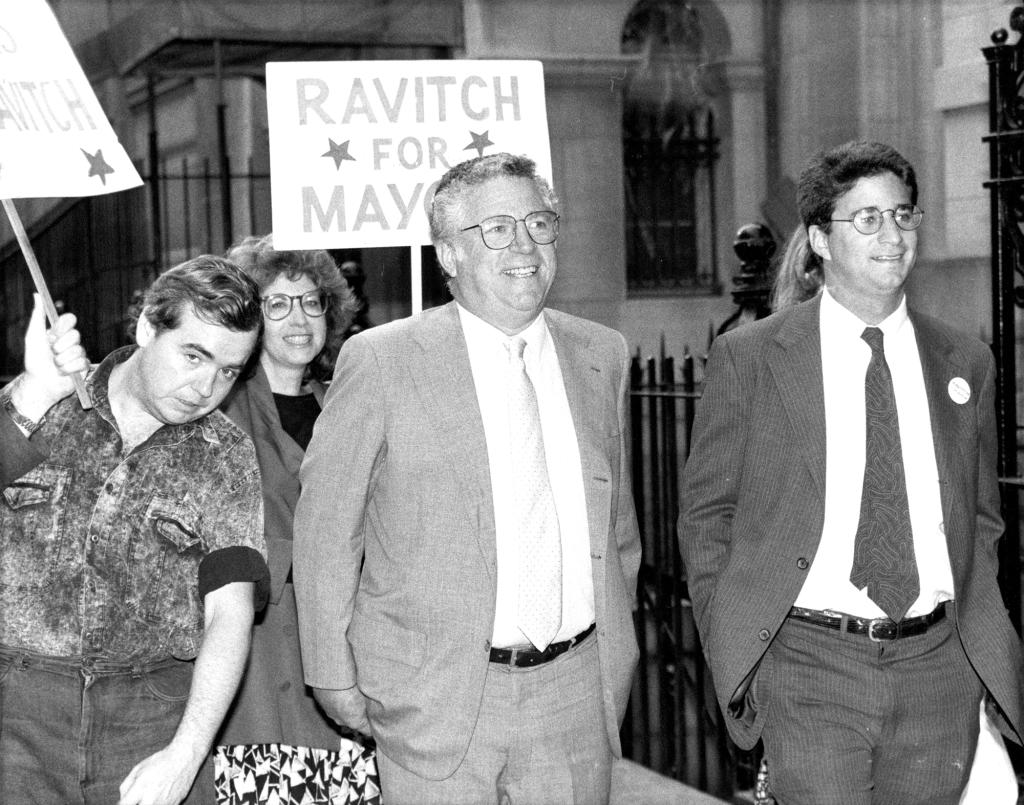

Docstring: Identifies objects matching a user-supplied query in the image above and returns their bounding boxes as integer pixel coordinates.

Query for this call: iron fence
[984,5,1024,637]
[622,347,760,801]
[153,156,272,267]
[0,158,272,378]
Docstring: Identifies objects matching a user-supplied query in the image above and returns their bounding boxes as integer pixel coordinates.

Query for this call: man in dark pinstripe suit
[679,141,1022,804]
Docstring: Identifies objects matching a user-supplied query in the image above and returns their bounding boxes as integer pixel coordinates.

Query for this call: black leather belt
[489,623,596,667]
[787,601,948,641]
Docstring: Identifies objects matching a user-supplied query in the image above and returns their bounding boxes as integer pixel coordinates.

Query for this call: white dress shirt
[457,304,595,647]
[794,289,954,618]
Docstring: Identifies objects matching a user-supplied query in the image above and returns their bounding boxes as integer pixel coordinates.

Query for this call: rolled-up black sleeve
[198,546,271,612]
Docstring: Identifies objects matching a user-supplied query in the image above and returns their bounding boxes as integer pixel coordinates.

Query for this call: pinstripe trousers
[758,606,982,805]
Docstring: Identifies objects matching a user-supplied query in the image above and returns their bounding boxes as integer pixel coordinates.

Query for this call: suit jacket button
[484,640,491,652]
[796,557,809,570]
[758,629,771,641]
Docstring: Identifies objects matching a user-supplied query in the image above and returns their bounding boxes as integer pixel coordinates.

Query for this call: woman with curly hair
[210,234,379,804]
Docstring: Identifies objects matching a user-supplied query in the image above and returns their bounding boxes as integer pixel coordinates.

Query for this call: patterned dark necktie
[849,327,919,621]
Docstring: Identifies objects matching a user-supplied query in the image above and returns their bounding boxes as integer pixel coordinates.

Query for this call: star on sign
[322,139,356,170]
[464,131,494,158]
[82,148,114,185]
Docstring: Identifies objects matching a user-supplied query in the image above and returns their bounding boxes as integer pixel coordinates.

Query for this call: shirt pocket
[1,464,73,585]
[128,494,207,626]
[148,494,206,553]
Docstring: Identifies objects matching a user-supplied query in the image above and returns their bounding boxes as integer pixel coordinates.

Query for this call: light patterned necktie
[849,326,919,621]
[507,336,562,650]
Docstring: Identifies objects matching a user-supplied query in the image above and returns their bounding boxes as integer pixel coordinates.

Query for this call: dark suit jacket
[293,302,641,779]
[678,295,1024,750]
[217,366,341,750]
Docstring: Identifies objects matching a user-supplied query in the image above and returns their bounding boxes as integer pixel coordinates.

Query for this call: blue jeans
[0,645,214,805]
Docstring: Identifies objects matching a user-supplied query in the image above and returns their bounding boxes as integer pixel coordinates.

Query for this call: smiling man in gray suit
[679,141,1023,804]
[293,152,641,805]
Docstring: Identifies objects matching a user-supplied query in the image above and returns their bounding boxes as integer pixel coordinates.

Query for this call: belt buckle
[867,618,888,642]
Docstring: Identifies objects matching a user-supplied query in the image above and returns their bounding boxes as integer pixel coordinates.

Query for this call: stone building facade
[34,0,1018,357]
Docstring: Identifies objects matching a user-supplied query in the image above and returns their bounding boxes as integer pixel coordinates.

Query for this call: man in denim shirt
[0,256,270,805]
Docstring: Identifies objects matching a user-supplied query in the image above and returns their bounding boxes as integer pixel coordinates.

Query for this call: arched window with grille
[622,0,720,296]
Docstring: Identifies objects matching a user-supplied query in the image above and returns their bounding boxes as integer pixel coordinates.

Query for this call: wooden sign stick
[2,198,93,408]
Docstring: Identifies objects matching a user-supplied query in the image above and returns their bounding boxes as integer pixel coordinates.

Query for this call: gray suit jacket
[679,295,1023,750]
[293,302,641,779]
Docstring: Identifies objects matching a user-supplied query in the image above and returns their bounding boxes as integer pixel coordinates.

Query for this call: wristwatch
[2,393,43,435]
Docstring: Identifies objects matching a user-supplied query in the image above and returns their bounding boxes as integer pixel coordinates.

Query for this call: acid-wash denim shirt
[0,346,265,663]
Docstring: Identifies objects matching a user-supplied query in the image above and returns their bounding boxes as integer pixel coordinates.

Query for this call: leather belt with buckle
[787,601,948,642]
[489,623,596,667]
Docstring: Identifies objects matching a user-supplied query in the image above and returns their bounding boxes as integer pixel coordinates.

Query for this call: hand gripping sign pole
[0,0,144,409]
[2,200,92,407]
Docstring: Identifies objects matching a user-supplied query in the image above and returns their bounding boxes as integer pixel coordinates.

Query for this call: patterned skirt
[214,739,381,805]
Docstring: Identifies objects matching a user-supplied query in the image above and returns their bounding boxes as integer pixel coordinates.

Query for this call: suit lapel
[767,297,828,502]
[910,311,972,576]
[410,303,498,578]
[223,365,306,603]
[248,365,306,475]
[546,311,612,559]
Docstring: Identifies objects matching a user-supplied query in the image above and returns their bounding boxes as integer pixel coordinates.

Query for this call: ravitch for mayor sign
[266,60,552,251]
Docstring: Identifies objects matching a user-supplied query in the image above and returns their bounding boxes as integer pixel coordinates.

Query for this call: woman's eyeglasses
[261,290,329,321]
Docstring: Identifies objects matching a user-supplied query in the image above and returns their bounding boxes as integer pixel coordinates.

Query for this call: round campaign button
[948,377,971,405]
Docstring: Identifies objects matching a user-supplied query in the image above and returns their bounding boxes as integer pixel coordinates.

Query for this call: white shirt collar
[455,303,548,355]
[820,287,910,341]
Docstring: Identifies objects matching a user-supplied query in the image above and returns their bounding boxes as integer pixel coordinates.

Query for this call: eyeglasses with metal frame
[261,290,329,321]
[829,205,924,236]
[460,210,560,250]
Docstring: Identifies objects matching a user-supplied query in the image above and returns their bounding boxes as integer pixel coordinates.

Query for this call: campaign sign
[0,0,142,198]
[267,60,551,249]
